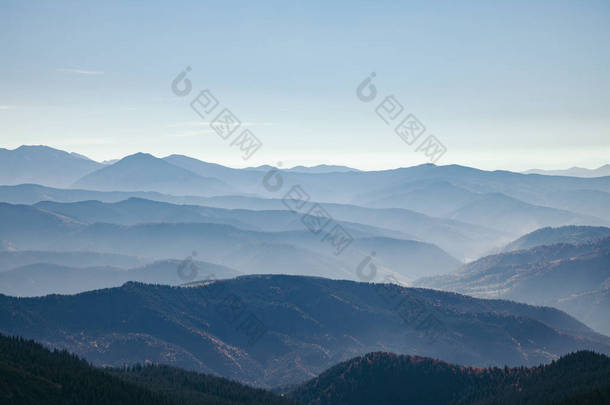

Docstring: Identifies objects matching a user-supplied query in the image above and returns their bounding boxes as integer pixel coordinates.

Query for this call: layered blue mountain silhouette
[1,145,609,396]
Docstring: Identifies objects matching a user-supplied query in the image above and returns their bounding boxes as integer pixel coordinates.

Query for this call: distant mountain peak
[119,152,156,161]
[14,144,56,151]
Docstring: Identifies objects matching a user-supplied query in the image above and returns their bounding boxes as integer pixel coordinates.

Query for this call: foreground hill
[288,351,610,405]
[0,334,294,405]
[1,275,608,387]
[3,332,608,405]
[415,237,610,335]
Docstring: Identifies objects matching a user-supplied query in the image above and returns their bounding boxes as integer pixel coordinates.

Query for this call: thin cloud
[170,129,216,137]
[56,138,112,145]
[57,68,104,75]
[0,105,15,110]
[166,121,276,128]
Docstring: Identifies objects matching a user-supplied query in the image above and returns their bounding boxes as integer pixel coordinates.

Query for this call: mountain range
[2,144,610,400]
[0,145,102,188]
[524,164,610,178]
[0,200,461,282]
[1,275,608,387]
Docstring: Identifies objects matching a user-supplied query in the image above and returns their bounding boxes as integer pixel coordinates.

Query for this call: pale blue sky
[1,0,609,170]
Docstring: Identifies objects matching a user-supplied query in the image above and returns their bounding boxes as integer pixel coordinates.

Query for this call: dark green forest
[2,333,610,405]
[288,351,610,405]
[0,334,294,405]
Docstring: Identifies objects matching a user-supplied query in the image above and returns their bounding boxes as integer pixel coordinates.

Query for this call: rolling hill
[503,225,610,252]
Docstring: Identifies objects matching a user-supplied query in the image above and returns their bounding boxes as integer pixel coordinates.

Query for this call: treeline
[288,351,610,405]
[108,364,297,405]
[2,333,610,405]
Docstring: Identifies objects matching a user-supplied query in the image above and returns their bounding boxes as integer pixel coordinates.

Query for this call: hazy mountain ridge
[3,146,610,259]
[0,259,241,297]
[415,235,610,335]
[0,145,103,188]
[0,250,144,272]
[0,201,461,281]
[153,194,509,260]
[73,153,232,196]
[33,198,418,242]
[524,164,610,178]
[503,225,610,252]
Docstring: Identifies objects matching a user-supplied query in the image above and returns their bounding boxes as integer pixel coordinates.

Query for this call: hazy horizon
[3,143,610,173]
[2,1,609,172]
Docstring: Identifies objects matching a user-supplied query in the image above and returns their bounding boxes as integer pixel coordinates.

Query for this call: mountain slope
[73,153,231,196]
[288,351,610,405]
[0,334,294,405]
[0,334,174,405]
[446,192,607,235]
[354,179,480,217]
[163,154,258,189]
[0,145,102,188]
[415,237,610,335]
[0,275,608,387]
